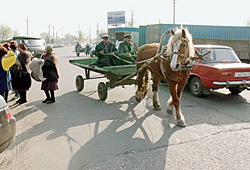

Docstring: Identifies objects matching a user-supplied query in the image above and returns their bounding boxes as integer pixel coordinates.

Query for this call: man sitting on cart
[117,34,136,65]
[89,35,118,68]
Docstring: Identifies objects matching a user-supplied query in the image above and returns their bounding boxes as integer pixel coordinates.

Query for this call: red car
[189,45,250,97]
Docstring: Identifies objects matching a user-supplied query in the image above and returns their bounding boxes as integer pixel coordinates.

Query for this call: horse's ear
[182,29,186,39]
[170,29,175,35]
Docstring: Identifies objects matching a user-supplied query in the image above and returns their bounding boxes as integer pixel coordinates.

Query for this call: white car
[0,96,16,153]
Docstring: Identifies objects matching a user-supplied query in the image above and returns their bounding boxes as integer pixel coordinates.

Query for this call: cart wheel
[98,82,108,101]
[76,75,84,91]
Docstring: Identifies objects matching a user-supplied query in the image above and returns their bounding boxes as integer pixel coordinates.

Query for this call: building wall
[108,27,139,46]
[139,24,250,62]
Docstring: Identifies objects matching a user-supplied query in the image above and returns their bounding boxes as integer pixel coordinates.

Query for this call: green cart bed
[69,58,137,101]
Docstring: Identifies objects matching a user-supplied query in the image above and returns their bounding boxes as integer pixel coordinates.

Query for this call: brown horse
[135,28,195,127]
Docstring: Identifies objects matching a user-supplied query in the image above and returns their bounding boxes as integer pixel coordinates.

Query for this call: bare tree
[77,30,86,43]
[0,25,18,42]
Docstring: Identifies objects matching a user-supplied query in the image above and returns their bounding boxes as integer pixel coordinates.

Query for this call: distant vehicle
[189,45,250,97]
[0,95,16,154]
[47,43,59,48]
[12,36,45,58]
[58,44,64,47]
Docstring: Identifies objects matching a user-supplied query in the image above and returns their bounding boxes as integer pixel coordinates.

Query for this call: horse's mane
[166,27,195,58]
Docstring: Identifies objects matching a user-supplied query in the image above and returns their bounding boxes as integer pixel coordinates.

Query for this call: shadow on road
[9,83,250,169]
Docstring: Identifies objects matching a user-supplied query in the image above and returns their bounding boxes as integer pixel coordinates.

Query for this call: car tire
[98,82,108,101]
[76,75,84,91]
[229,87,243,95]
[190,77,204,97]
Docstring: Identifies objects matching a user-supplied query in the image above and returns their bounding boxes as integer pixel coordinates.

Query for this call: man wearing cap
[90,35,118,67]
[118,34,136,65]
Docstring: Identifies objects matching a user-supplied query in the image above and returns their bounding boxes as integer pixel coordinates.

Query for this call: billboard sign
[108,11,125,25]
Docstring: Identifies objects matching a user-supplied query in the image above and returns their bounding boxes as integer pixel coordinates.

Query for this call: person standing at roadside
[85,43,90,56]
[10,41,20,57]
[41,46,59,104]
[3,43,13,93]
[75,42,81,57]
[9,41,20,100]
[11,44,32,105]
[0,47,16,102]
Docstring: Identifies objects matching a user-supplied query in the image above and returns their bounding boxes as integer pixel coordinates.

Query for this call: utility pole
[130,10,134,27]
[89,27,91,44]
[173,0,176,24]
[97,23,99,43]
[48,25,51,44]
[26,16,29,36]
[79,24,81,43]
[56,31,58,44]
[62,29,64,44]
[53,26,55,43]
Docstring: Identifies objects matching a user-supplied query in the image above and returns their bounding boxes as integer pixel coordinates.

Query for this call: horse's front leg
[167,81,186,127]
[166,81,176,115]
[175,80,189,127]
[152,76,161,110]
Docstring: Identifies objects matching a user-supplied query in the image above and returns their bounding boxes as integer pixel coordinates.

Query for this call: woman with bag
[41,46,59,104]
[11,44,32,104]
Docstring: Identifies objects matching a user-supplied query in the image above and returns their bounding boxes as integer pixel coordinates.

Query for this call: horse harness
[144,38,192,82]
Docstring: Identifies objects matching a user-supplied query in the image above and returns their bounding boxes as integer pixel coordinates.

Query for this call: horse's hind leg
[135,65,148,102]
[152,76,161,110]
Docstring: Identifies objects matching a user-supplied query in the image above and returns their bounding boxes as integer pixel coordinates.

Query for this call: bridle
[170,38,190,67]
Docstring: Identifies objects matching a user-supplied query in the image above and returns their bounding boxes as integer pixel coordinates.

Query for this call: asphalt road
[1,47,250,170]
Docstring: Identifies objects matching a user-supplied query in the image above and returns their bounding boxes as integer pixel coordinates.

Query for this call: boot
[42,98,50,103]
[46,99,55,104]
[42,90,51,103]
[47,90,55,104]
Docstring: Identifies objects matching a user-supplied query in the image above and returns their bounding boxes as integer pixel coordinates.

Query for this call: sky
[1,0,250,40]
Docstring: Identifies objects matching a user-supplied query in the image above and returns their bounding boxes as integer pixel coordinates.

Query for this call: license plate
[234,72,250,77]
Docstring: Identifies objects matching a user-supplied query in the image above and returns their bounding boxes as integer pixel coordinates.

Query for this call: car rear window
[202,48,241,63]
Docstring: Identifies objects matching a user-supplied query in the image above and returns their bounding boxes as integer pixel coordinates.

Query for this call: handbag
[11,64,31,90]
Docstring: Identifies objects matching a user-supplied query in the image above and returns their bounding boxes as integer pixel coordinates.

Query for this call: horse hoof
[177,120,186,127]
[135,96,141,102]
[166,108,173,115]
[154,105,161,111]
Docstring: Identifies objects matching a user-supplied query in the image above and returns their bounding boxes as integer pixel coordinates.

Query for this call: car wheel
[98,82,108,101]
[229,87,243,95]
[190,77,204,97]
[76,75,84,91]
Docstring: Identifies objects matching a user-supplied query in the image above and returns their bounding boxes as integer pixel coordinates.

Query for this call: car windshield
[24,39,44,47]
[202,48,241,63]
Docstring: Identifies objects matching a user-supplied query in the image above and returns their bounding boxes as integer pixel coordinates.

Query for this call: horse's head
[166,28,195,71]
